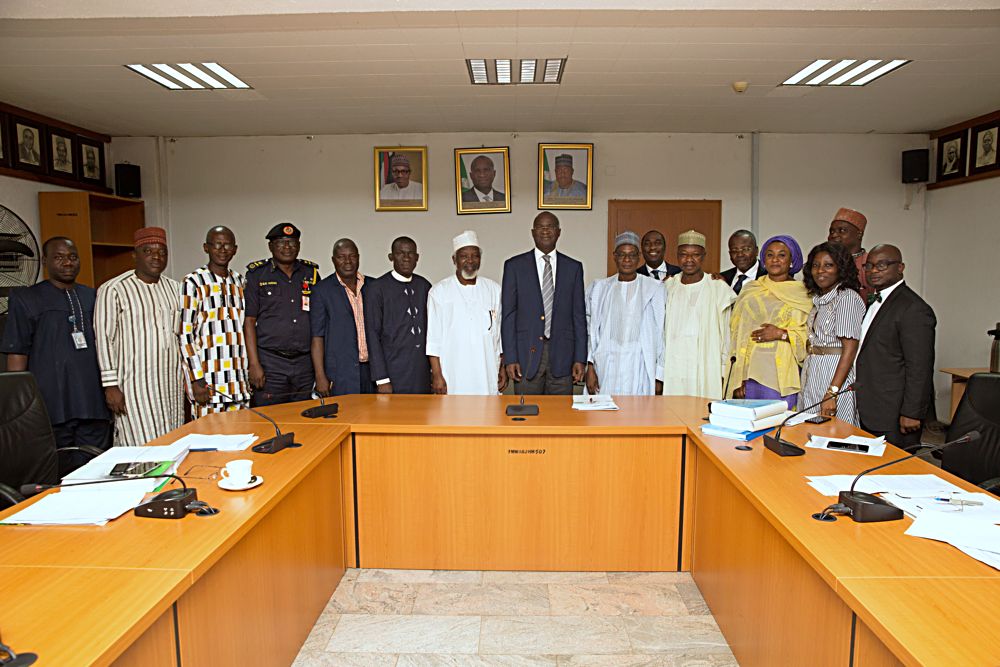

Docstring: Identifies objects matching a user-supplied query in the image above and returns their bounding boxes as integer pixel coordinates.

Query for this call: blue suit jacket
[501,250,587,380]
[310,275,373,396]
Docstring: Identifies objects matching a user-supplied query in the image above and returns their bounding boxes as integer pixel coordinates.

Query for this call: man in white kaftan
[585,231,664,396]
[661,229,736,399]
[426,230,506,396]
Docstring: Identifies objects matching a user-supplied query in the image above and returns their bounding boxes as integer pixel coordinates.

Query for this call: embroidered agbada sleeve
[178,276,206,383]
[95,280,121,387]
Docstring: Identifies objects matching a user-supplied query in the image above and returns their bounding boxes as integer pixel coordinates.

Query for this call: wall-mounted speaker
[114,163,141,198]
[902,149,929,184]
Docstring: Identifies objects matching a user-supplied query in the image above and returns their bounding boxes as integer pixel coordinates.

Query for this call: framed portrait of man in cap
[970,123,999,176]
[454,147,511,215]
[78,137,106,185]
[538,143,593,210]
[374,146,428,211]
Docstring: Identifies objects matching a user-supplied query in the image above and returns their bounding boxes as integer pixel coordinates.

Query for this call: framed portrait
[969,123,999,176]
[0,113,8,168]
[47,129,77,178]
[936,130,967,182]
[374,146,428,212]
[538,143,593,210]
[78,137,106,185]
[11,117,46,173]
[455,147,511,215]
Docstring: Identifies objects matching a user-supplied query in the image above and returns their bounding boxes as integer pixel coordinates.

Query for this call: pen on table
[933,496,983,506]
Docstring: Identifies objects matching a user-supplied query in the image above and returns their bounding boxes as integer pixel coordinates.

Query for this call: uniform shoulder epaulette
[299,259,319,268]
[246,259,268,272]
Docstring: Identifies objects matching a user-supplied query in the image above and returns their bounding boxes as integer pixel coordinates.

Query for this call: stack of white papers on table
[905,512,1000,571]
[62,441,191,493]
[886,491,1000,522]
[171,433,258,452]
[0,482,148,526]
[573,394,619,411]
[805,434,886,457]
[806,473,965,498]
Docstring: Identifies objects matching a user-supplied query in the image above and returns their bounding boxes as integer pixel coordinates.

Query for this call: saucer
[218,475,263,491]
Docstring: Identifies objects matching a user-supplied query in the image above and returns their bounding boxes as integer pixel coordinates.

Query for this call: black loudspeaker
[114,163,141,198]
[902,149,929,183]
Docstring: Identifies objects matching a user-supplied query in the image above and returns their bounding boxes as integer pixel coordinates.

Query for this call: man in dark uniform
[243,222,321,407]
[364,236,432,394]
[2,236,111,466]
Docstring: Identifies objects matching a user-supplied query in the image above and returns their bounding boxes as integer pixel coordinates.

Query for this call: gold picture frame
[374,146,428,212]
[454,147,511,215]
[538,143,593,210]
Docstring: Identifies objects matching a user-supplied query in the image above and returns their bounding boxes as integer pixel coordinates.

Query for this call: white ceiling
[1,8,999,137]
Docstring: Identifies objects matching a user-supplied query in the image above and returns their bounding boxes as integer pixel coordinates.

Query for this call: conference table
[0,395,997,666]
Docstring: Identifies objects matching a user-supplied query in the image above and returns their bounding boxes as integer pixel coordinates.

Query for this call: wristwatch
[780,331,788,341]
[828,384,840,393]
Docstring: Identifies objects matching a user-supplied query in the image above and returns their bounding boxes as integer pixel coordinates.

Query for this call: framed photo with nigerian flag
[538,143,593,210]
[374,146,428,212]
[455,147,511,215]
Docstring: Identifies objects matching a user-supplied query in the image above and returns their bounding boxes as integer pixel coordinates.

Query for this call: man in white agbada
[585,231,664,396]
[661,229,736,399]
[426,231,507,395]
[379,154,423,200]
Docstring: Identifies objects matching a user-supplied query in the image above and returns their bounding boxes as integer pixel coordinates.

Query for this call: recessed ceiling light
[496,59,512,85]
[127,62,252,90]
[543,59,564,84]
[520,59,537,84]
[465,58,565,85]
[782,58,909,87]
[468,59,489,84]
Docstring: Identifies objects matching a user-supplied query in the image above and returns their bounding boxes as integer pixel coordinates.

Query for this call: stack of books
[700,399,792,441]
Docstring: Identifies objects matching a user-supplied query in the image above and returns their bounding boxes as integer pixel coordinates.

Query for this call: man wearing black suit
[461,155,506,204]
[719,230,761,295]
[636,230,680,281]
[501,212,587,394]
[855,245,936,448]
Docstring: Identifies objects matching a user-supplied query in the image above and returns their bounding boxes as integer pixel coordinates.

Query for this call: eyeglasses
[614,252,640,261]
[271,239,298,248]
[862,260,901,272]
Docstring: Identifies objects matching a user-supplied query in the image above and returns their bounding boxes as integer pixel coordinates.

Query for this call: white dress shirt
[858,279,903,350]
[473,188,497,202]
[534,247,557,288]
[646,262,670,281]
[730,260,761,290]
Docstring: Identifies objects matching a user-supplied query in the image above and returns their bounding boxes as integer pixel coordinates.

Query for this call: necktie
[651,269,660,280]
[867,291,882,306]
[484,192,492,202]
[734,274,747,294]
[542,255,554,338]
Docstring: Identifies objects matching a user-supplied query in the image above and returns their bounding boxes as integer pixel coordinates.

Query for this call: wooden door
[607,200,722,276]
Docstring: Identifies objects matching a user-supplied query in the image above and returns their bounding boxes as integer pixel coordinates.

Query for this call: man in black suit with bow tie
[855,244,936,448]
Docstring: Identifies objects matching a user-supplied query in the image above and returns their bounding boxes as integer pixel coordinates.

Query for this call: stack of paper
[905,512,1000,571]
[171,433,259,452]
[805,434,887,457]
[573,394,620,411]
[62,441,191,493]
[805,473,965,498]
[0,482,148,526]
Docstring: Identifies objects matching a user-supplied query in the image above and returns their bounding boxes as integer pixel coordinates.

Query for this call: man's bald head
[869,244,902,262]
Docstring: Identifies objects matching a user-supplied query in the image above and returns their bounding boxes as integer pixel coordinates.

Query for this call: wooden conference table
[0,395,997,666]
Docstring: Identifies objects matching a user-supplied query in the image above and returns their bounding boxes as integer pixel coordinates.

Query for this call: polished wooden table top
[939,367,990,379]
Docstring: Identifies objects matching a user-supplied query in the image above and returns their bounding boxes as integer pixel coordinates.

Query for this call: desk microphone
[0,639,37,666]
[506,345,540,419]
[209,388,301,454]
[703,355,738,420]
[812,430,980,523]
[21,473,219,519]
[763,384,858,457]
[301,392,339,419]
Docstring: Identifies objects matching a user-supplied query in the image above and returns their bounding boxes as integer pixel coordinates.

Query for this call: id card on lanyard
[301,280,311,311]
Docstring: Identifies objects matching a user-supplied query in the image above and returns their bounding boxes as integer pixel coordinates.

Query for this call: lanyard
[64,288,83,334]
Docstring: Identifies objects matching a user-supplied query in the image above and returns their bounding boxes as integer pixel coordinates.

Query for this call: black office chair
[942,372,1000,493]
[0,372,103,510]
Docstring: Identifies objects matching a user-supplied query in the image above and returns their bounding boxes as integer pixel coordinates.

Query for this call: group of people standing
[1,205,936,455]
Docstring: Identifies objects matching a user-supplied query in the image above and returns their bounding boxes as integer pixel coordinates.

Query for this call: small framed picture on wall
[11,117,46,173]
[47,129,77,178]
[0,113,9,168]
[374,146,428,212]
[936,130,967,182]
[455,147,511,215]
[969,123,999,176]
[78,137,106,185]
[538,143,593,210]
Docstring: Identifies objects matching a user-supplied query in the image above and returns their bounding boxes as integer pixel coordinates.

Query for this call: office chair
[942,372,1000,493]
[0,372,102,510]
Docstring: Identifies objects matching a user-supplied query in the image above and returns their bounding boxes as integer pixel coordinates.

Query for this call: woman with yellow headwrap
[728,235,811,409]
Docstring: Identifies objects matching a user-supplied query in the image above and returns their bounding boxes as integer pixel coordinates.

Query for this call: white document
[956,545,1000,571]
[806,474,965,498]
[905,511,1000,555]
[885,491,1000,522]
[171,433,258,452]
[0,483,148,526]
[63,442,190,483]
[805,434,886,457]
[785,412,817,426]
[572,394,620,411]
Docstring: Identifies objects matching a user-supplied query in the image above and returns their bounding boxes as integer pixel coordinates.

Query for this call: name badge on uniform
[72,331,88,349]
[301,280,311,311]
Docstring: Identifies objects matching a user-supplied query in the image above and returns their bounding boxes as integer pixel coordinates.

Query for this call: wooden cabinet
[39,191,144,287]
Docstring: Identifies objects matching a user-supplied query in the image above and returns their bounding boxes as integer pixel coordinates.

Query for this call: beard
[460,269,478,280]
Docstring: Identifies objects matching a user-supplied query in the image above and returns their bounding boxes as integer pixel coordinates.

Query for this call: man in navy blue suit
[310,238,375,396]
[501,212,587,394]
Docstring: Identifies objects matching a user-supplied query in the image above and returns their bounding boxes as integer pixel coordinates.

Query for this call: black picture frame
[77,137,106,185]
[46,128,77,179]
[969,123,999,176]
[0,113,9,168]
[936,130,967,182]
[10,116,47,173]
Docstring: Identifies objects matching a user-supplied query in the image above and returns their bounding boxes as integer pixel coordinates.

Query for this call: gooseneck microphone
[763,384,858,457]
[812,430,981,523]
[0,639,37,666]
[21,473,219,519]
[506,346,540,418]
[209,387,301,454]
[704,355,739,421]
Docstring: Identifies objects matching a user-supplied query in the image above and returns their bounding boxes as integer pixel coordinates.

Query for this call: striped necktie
[542,255,554,338]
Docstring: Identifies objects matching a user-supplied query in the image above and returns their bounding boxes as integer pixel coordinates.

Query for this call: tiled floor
[292,569,738,666]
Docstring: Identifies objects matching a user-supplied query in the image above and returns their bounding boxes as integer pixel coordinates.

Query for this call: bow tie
[867,292,882,306]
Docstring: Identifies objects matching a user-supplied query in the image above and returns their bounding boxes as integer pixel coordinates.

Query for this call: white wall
[925,176,1000,416]
[0,174,80,250]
